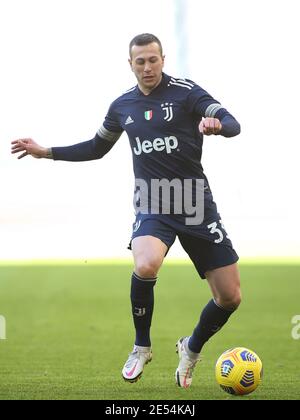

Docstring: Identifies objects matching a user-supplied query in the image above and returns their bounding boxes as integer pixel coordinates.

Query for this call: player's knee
[217,290,242,312]
[135,258,161,279]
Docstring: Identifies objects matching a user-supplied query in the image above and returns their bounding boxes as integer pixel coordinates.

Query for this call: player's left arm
[187,85,241,138]
[200,109,241,138]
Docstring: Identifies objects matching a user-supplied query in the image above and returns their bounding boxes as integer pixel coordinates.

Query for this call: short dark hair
[129,33,163,58]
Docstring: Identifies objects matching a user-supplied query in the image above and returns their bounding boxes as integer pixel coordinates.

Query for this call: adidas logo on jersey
[125,116,135,125]
[133,136,179,156]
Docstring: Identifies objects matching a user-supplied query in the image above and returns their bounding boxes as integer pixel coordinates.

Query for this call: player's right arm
[11,138,53,160]
[11,101,124,161]
[11,129,122,161]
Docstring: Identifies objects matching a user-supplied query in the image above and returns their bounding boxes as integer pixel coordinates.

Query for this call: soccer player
[11,34,242,389]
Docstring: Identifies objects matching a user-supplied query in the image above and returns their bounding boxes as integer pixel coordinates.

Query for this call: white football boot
[122,345,153,383]
[175,337,201,388]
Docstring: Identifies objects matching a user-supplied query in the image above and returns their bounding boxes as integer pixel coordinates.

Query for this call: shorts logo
[133,220,141,233]
[161,103,174,122]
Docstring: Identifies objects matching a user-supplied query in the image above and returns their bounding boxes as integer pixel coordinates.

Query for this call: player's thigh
[132,236,168,278]
[206,263,242,310]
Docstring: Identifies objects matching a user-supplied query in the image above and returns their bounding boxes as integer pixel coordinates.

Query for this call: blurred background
[1,0,299,261]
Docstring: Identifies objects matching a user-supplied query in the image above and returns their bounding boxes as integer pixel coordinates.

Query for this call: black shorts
[128,218,239,280]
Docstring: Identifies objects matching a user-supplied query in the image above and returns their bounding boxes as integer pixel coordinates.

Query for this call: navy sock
[131,273,157,347]
[188,299,236,354]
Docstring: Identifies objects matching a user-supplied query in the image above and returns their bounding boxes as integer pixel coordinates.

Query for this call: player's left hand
[199,118,222,136]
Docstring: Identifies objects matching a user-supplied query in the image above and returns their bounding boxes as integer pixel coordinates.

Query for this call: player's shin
[130,273,157,347]
[188,299,238,354]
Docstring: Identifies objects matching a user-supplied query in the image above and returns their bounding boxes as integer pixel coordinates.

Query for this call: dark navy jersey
[52,73,240,244]
[98,73,234,183]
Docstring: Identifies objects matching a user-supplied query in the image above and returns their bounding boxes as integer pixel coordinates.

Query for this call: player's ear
[162,55,166,67]
[128,58,133,71]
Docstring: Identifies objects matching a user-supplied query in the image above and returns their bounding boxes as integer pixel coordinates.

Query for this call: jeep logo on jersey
[133,136,179,156]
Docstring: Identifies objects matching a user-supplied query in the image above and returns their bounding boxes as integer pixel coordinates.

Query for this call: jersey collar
[136,73,170,97]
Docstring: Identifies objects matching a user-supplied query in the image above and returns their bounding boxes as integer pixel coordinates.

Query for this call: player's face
[129,43,165,95]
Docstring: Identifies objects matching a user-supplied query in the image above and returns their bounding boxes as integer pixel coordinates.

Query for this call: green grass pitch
[0,261,300,400]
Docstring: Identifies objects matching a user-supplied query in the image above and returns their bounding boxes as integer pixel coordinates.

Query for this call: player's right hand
[11,138,49,160]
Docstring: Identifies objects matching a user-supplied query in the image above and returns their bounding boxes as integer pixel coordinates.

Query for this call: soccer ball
[215,347,263,396]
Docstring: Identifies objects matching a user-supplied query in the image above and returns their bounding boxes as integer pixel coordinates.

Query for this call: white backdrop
[0,0,299,260]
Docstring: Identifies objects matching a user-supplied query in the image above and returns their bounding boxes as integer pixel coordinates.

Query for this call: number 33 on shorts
[207,220,230,244]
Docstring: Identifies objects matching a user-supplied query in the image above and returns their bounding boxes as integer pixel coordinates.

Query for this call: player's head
[129,33,165,94]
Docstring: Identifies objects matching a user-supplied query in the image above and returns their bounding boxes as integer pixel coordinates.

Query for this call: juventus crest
[161,103,174,122]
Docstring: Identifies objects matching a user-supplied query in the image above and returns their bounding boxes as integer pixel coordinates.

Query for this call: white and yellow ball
[216,347,263,396]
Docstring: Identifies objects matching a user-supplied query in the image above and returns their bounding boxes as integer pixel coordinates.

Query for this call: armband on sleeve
[97,125,123,143]
[205,103,224,118]
[206,105,241,138]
